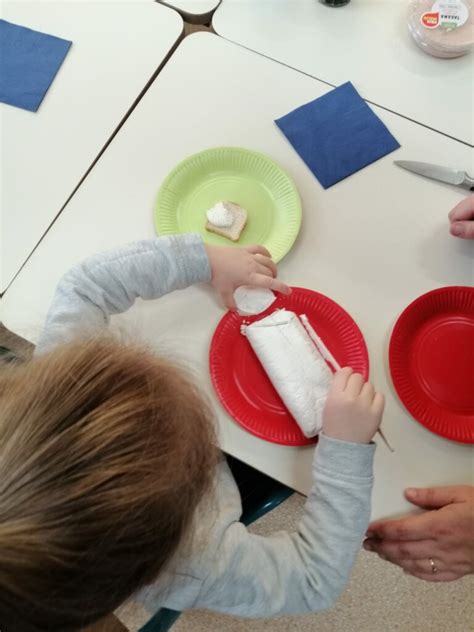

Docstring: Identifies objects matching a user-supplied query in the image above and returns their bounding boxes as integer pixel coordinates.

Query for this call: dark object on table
[320,0,351,6]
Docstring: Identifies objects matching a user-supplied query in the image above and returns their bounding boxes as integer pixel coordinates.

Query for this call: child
[0,234,383,632]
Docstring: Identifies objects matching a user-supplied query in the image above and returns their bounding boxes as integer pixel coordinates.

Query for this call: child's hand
[322,367,384,444]
[206,244,291,310]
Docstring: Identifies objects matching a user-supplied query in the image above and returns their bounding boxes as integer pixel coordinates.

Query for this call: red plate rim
[389,286,474,444]
[209,287,369,446]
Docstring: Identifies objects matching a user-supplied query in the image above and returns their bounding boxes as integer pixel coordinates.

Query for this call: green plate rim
[154,146,302,263]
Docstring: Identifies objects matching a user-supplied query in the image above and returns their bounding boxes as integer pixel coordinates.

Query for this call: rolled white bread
[244,310,334,437]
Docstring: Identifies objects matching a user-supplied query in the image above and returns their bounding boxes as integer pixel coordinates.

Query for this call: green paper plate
[154,147,302,262]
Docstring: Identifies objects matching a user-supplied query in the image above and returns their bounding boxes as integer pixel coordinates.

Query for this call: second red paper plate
[209,287,369,446]
[389,286,474,444]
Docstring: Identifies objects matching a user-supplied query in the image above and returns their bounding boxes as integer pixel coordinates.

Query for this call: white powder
[206,202,235,228]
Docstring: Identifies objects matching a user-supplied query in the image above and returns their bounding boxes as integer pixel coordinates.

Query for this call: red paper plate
[209,287,369,446]
[389,286,474,444]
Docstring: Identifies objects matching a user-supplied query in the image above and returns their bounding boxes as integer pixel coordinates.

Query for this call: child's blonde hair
[0,338,218,632]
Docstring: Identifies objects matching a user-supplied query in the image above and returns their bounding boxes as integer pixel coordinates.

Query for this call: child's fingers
[372,392,385,417]
[254,263,273,278]
[361,381,375,403]
[332,367,353,391]
[251,274,290,295]
[254,261,277,279]
[346,372,364,396]
[223,291,237,311]
[255,254,277,277]
[246,244,272,258]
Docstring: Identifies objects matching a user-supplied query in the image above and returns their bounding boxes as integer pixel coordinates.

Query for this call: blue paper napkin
[0,19,72,112]
[275,82,400,189]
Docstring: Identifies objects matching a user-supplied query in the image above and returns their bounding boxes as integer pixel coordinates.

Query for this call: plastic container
[408,0,474,58]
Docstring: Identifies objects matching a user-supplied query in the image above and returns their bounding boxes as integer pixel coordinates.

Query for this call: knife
[394,160,474,191]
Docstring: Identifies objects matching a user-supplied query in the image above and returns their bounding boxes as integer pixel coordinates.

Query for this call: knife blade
[394,160,474,190]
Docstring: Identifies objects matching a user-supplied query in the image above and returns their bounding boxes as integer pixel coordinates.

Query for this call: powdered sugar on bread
[205,201,247,242]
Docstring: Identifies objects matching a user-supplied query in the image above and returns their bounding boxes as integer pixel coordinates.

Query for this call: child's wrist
[322,428,373,444]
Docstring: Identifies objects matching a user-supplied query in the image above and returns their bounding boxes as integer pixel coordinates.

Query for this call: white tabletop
[2,33,472,520]
[0,0,183,293]
[158,0,220,24]
[213,0,474,146]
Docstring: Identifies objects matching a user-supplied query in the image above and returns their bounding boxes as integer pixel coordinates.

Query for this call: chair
[138,456,293,632]
[0,346,15,364]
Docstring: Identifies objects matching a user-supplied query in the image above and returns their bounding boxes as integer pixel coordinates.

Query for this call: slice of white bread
[205,201,247,242]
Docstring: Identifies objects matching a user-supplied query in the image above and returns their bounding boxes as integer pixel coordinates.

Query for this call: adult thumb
[404,486,463,509]
[450,220,474,240]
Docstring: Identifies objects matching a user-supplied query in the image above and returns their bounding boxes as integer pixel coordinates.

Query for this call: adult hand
[206,244,291,310]
[449,195,474,239]
[364,486,474,582]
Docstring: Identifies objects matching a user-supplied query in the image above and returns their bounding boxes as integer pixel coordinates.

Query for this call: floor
[1,17,473,632]
[0,324,34,361]
[87,494,474,632]
[172,494,474,632]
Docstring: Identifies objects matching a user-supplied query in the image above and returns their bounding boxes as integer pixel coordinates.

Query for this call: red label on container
[421,11,440,28]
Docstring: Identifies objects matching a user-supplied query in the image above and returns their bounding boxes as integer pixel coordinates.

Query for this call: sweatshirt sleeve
[193,434,375,617]
[35,234,211,354]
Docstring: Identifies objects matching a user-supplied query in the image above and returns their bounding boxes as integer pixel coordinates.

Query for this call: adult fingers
[407,570,462,582]
[391,558,442,575]
[368,510,438,541]
[364,537,436,561]
[404,485,466,509]
[448,196,474,222]
[391,555,471,579]
[391,555,464,578]
[450,221,474,239]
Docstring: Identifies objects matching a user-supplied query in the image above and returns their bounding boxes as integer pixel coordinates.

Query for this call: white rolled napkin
[244,309,334,438]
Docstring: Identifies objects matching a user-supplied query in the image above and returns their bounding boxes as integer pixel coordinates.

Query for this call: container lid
[408,0,474,57]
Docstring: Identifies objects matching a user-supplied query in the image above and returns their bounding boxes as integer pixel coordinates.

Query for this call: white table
[2,33,472,520]
[213,0,474,146]
[0,0,183,293]
[158,0,220,24]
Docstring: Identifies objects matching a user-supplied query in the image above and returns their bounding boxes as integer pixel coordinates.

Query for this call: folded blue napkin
[0,19,72,112]
[275,82,400,189]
